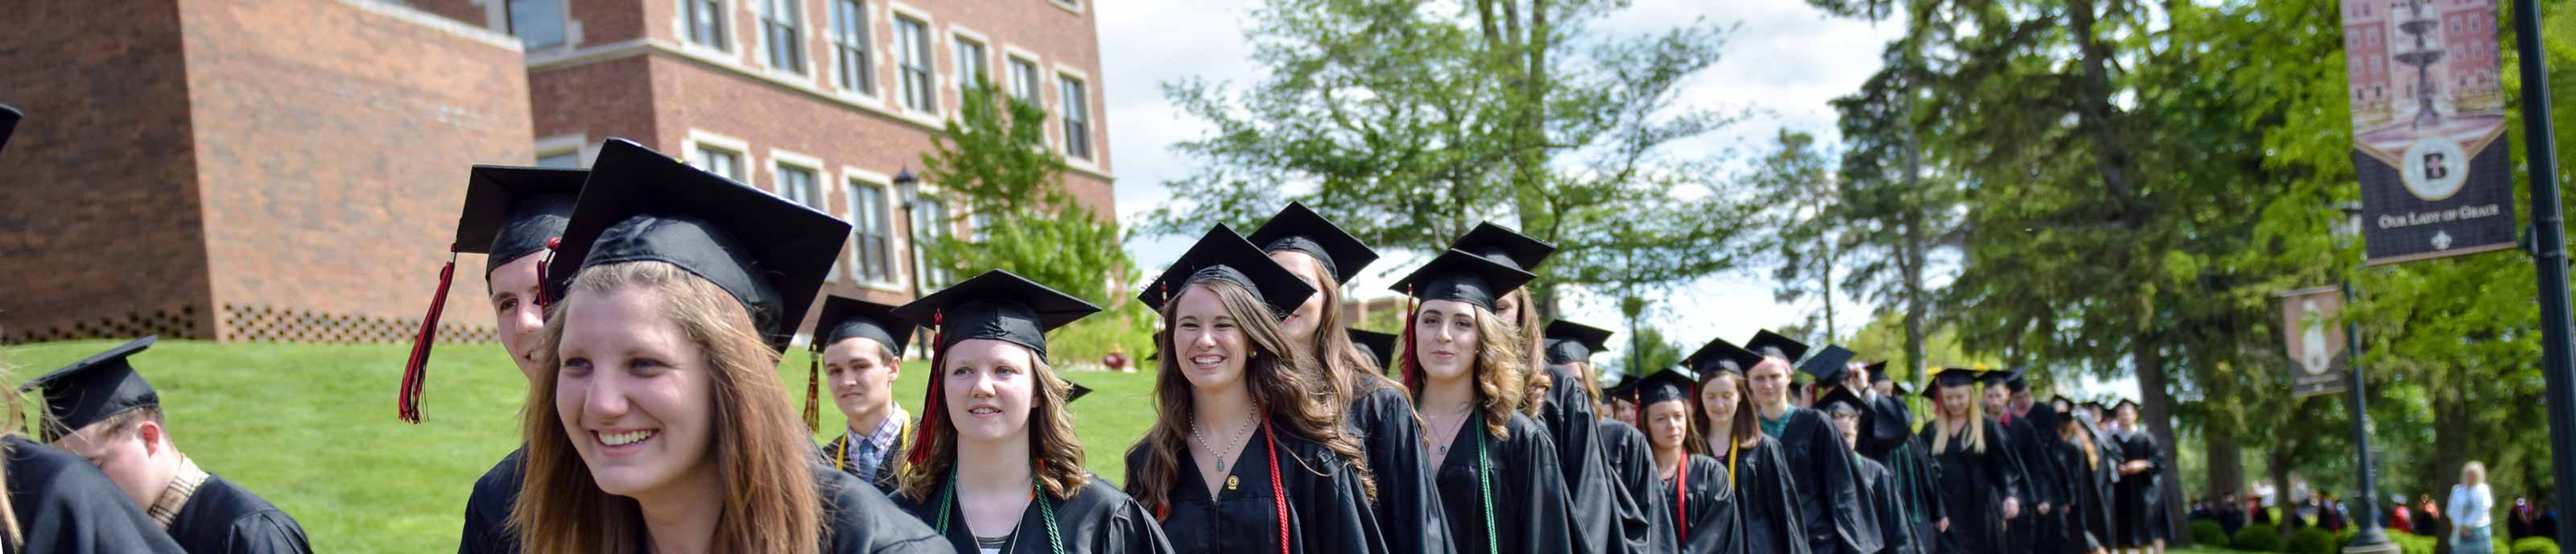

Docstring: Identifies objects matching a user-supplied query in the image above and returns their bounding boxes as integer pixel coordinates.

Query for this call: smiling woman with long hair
[1246,203,1454,554]
[888,271,1173,554]
[509,139,943,554]
[1124,225,1385,554]
[1684,340,1804,554]
[1393,247,1579,554]
[1633,369,1733,554]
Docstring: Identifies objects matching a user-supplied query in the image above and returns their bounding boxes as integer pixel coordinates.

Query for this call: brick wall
[0,0,217,344]
[180,0,532,342]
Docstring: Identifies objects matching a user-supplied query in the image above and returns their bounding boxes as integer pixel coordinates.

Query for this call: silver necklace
[1192,407,1257,472]
[1428,403,1475,456]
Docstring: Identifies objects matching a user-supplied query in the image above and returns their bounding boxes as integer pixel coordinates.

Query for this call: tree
[1749,130,1850,339]
[918,84,1134,308]
[1143,0,1760,319]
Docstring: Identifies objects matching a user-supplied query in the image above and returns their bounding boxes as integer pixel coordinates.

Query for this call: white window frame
[752,0,811,77]
[503,0,573,50]
[672,0,740,57]
[948,27,992,93]
[1001,45,1042,105]
[1048,0,1082,15]
[681,129,752,182]
[840,167,905,291]
[1054,68,1094,163]
[769,149,830,279]
[532,134,593,167]
[825,0,880,100]
[887,2,939,116]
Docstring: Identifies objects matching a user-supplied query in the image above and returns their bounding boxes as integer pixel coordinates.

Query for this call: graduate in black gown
[2050,407,2112,553]
[1597,416,1675,552]
[1979,369,2055,553]
[1537,319,1664,554]
[888,271,1173,554]
[1920,369,2023,554]
[1249,204,1454,554]
[1389,246,1580,554]
[2077,402,2125,552]
[510,138,945,553]
[1606,374,1643,427]
[810,296,919,493]
[1745,333,1881,554]
[1863,368,1945,554]
[23,337,312,553]
[2108,399,2163,552]
[1820,387,1910,554]
[401,164,587,554]
[1686,342,1809,554]
[1636,369,1736,553]
[1124,225,1389,554]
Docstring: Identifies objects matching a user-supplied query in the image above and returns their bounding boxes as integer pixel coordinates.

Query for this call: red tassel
[1264,420,1288,554]
[398,246,460,424]
[906,310,945,465]
[1400,287,1419,392]
[803,344,824,432]
[1674,452,1690,541]
[532,238,561,311]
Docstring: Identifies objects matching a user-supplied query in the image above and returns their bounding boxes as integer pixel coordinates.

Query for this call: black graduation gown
[822,423,912,494]
[1123,421,1388,554]
[1876,438,1945,554]
[167,474,312,553]
[1921,419,2021,554]
[1534,364,1654,554]
[2044,434,2103,553]
[1852,455,1908,554]
[1660,454,1736,554]
[1996,411,2058,552]
[2,436,187,553]
[1432,412,1579,554]
[456,448,522,554]
[1713,436,1809,554]
[1859,394,1915,461]
[1764,407,1881,554]
[2112,428,2162,547]
[1345,383,1456,554]
[2083,421,2124,548]
[818,462,955,553]
[895,476,1174,553]
[1597,420,1677,554]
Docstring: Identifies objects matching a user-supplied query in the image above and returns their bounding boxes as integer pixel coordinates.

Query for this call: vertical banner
[2343,0,2517,264]
[2281,286,2351,398]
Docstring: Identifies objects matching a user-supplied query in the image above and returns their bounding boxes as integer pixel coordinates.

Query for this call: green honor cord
[1477,428,1496,554]
[936,467,1065,554]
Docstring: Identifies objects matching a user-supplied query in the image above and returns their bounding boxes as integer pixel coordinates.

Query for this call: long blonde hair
[514,262,824,554]
[1127,279,1373,512]
[1398,300,1526,440]
[894,352,1088,502]
[1930,382,1988,454]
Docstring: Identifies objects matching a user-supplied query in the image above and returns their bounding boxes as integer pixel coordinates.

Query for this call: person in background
[25,337,303,552]
[1104,345,1130,373]
[1922,368,2021,554]
[809,296,918,493]
[1636,369,1732,553]
[2536,500,2556,543]
[2511,497,2533,541]
[2450,461,2496,554]
[2391,494,2414,535]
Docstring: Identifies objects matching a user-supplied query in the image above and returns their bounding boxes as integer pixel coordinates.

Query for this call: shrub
[2194,519,2235,546]
[2286,527,2338,554]
[2234,525,2285,552]
[2512,537,2561,554]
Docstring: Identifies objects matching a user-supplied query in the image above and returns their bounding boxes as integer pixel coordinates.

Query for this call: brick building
[0,0,1116,345]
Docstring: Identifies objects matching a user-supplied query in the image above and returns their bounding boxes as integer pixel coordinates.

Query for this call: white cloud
[1096,0,1907,361]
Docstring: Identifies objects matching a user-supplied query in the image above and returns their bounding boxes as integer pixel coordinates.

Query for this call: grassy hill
[1,339,1161,552]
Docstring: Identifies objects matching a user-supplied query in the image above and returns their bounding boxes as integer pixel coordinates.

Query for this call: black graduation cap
[1389,249,1536,310]
[1448,221,1556,271]
[1348,329,1397,369]
[1797,345,1859,383]
[545,138,851,353]
[1978,366,2021,388]
[2080,400,2109,414]
[1246,201,1378,284]
[894,269,1101,361]
[398,165,589,423]
[1138,224,1317,320]
[0,104,20,154]
[1930,367,1984,390]
[1682,338,1762,375]
[2002,366,2033,391]
[1067,381,1096,404]
[1866,362,1892,382]
[1604,373,1642,402]
[1635,368,1699,406]
[1745,329,1811,362]
[1890,379,1913,398]
[1542,320,1616,365]
[20,337,159,442]
[1815,385,1869,416]
[799,296,919,431]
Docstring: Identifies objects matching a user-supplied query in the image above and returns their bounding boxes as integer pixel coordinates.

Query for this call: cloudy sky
[1089,0,1911,367]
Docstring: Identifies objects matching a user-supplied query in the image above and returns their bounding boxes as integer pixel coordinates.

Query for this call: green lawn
[1,340,1162,552]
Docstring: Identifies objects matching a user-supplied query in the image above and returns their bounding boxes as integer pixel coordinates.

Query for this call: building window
[535,151,582,168]
[910,193,953,288]
[848,180,896,284]
[683,0,729,51]
[1007,57,1041,104]
[690,145,744,181]
[1059,74,1091,160]
[829,0,873,93]
[760,0,806,73]
[894,15,936,114]
[776,164,821,209]
[506,0,567,49]
[953,37,989,89]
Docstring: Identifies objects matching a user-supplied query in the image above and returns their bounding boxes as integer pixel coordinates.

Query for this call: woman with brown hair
[1124,225,1385,554]
[889,271,1173,554]
[510,139,943,554]
[1248,203,1453,554]
[1394,247,1579,554]
[1922,369,2021,554]
[1686,339,1806,554]
[1634,368,1735,553]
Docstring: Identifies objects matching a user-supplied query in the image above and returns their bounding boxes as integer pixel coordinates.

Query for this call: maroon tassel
[1400,287,1420,392]
[398,246,460,424]
[906,310,945,465]
[532,238,561,311]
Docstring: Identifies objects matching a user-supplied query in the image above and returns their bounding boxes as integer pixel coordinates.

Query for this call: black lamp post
[2334,203,2397,553]
[894,167,927,356]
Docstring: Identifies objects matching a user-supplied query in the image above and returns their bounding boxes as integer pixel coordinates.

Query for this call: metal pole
[2505,0,2575,549]
[2343,276,2396,552]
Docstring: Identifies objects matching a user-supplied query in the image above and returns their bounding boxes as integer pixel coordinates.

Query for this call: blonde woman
[511,139,943,553]
[1921,369,2021,554]
[1395,249,1579,554]
[2449,461,2495,554]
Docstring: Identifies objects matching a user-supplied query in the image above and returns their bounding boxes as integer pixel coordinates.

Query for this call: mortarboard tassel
[803,342,824,432]
[906,310,945,465]
[1400,286,1420,392]
[532,238,560,310]
[397,246,460,424]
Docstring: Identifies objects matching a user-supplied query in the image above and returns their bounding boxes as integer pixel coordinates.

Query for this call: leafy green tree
[1749,130,1852,339]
